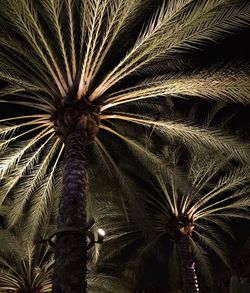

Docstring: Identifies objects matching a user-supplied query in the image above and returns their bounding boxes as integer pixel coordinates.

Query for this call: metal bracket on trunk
[37,218,105,249]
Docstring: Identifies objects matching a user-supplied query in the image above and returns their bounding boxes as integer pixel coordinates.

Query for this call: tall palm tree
[0,0,250,292]
[95,151,250,292]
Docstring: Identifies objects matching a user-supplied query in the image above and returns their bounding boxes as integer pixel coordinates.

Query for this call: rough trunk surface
[52,131,88,293]
[178,236,199,293]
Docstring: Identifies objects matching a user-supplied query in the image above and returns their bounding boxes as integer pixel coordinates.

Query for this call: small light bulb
[98,228,105,236]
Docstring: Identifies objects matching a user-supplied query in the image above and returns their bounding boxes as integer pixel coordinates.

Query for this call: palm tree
[95,150,250,292]
[0,0,250,291]
[0,229,53,293]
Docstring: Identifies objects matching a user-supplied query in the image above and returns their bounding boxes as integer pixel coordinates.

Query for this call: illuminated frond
[188,154,229,193]
[0,230,53,293]
[41,0,73,86]
[102,69,250,111]
[0,71,45,93]
[101,114,249,160]
[22,146,63,239]
[0,125,53,181]
[0,132,54,212]
[190,167,250,217]
[65,0,77,79]
[0,35,59,96]
[90,0,250,99]
[155,173,176,215]
[0,84,56,110]
[4,139,62,230]
[83,0,144,94]
[77,0,108,97]
[0,0,67,96]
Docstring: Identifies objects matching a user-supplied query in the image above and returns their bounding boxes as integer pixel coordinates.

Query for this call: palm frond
[102,69,250,111]
[4,139,62,232]
[81,0,145,95]
[101,113,249,160]
[41,0,73,87]
[22,163,63,241]
[0,0,67,96]
[99,123,161,169]
[193,230,231,268]
[0,231,53,293]
[90,0,250,99]
[88,272,132,293]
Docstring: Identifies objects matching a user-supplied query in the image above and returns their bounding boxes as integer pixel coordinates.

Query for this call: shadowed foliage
[95,149,250,292]
[0,228,132,293]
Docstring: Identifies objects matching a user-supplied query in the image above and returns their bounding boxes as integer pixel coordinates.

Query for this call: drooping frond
[101,113,249,160]
[189,238,213,286]
[0,124,53,180]
[193,229,231,268]
[4,141,63,237]
[99,123,161,169]
[101,68,250,111]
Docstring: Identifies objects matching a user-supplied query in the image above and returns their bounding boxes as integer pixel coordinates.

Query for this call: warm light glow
[97,228,105,236]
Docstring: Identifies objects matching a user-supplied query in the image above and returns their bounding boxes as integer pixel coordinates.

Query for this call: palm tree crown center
[177,215,194,237]
[165,214,194,239]
[51,100,100,142]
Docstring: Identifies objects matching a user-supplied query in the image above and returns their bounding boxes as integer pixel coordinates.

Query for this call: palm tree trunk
[178,236,199,293]
[52,131,88,293]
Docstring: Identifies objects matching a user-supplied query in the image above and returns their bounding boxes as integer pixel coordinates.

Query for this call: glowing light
[97,228,105,236]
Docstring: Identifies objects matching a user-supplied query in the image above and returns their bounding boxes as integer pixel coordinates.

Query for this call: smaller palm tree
[95,150,250,292]
[0,229,53,293]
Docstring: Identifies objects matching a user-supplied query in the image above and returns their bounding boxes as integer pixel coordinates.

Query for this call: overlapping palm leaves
[0,0,250,237]
[95,150,250,292]
[0,228,132,293]
[0,229,53,293]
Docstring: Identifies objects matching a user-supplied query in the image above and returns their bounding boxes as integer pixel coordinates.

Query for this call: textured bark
[52,131,88,293]
[178,236,199,293]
